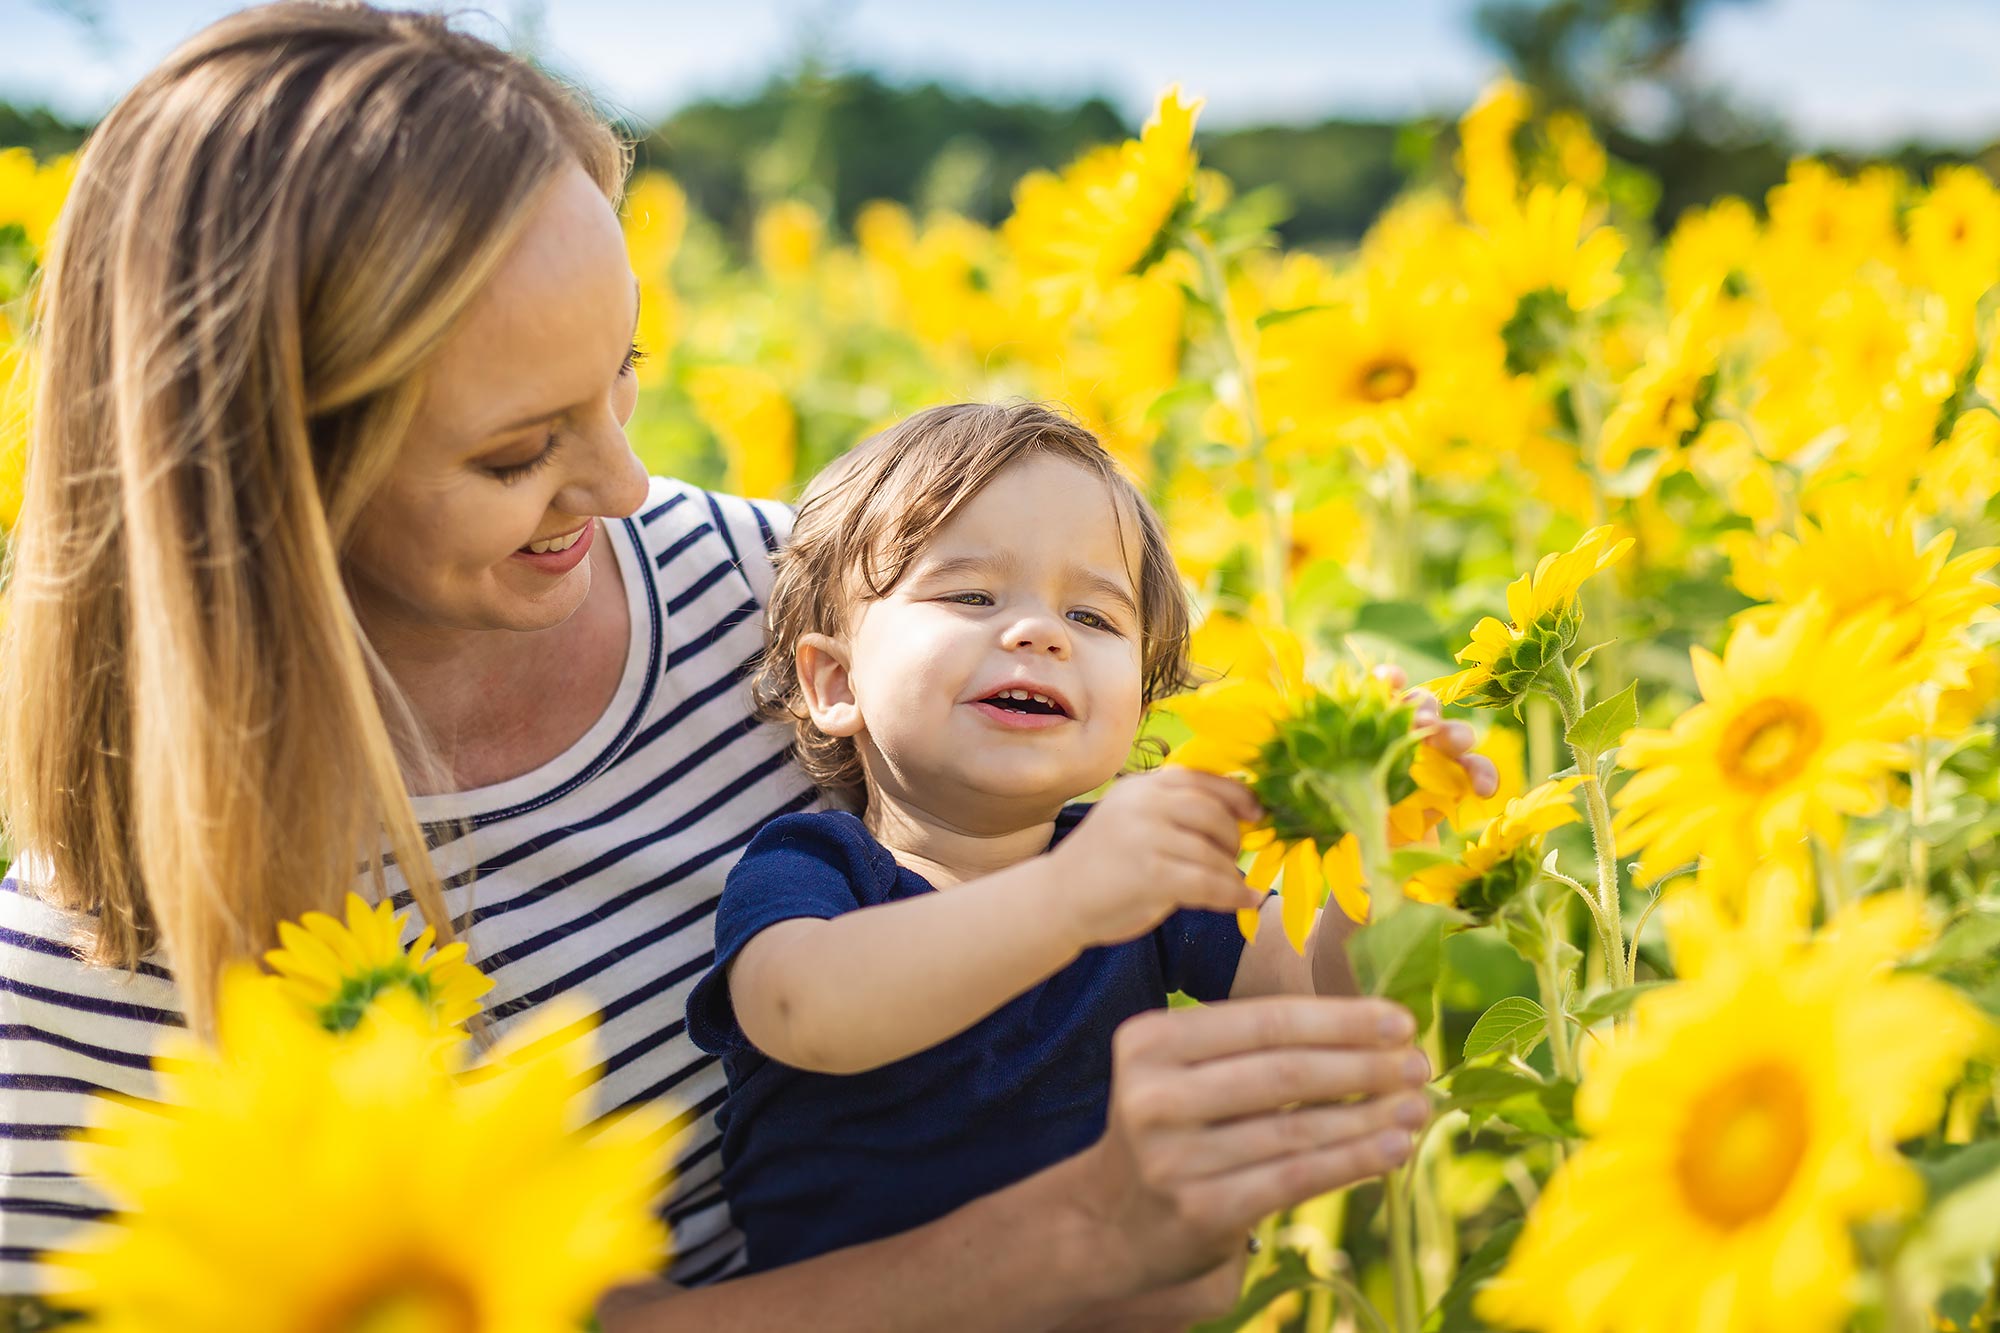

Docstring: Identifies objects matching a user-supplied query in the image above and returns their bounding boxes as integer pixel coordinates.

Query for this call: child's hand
[1050,769,1267,948]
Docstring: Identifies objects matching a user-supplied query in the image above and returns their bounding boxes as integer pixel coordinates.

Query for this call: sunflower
[1477,894,1987,1333]
[53,970,671,1333]
[1167,631,1469,946]
[1256,263,1503,468]
[1729,499,1999,690]
[0,339,29,531]
[1406,776,1587,919]
[264,893,492,1035]
[686,364,798,500]
[1907,165,2000,313]
[1457,79,1530,228]
[1613,602,1922,887]
[1433,526,1632,709]
[1005,86,1201,305]
[1472,182,1627,321]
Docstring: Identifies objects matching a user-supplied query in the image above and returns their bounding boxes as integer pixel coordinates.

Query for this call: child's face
[819,454,1148,825]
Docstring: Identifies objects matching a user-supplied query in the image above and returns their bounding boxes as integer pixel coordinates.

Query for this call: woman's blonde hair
[754,401,1198,809]
[0,1,627,1031]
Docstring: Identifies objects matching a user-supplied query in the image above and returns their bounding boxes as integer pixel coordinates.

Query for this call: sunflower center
[1356,357,1417,403]
[1675,1061,1811,1229]
[315,1266,480,1333]
[1717,697,1822,790]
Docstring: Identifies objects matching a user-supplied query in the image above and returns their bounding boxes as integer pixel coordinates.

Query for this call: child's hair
[755,401,1197,808]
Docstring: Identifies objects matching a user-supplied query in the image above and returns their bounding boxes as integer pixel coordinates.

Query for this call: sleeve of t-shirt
[685,812,868,1056]
[1153,908,1248,1004]
[701,490,796,612]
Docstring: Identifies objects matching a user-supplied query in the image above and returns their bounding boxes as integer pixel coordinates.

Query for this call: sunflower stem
[1385,1160,1423,1333]
[1187,231,1288,623]
[1544,663,1629,992]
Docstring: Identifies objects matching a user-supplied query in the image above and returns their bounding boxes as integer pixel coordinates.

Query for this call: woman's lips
[511,520,593,575]
[967,700,1071,731]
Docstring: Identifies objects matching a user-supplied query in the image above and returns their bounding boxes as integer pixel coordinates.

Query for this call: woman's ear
[797,633,864,738]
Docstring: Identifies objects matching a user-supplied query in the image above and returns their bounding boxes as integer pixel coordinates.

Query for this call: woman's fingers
[1158,1046,1431,1125]
[1181,1132,1418,1236]
[1167,1091,1429,1179]
[1114,995,1416,1068]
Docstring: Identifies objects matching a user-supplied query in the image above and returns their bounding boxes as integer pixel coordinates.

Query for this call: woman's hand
[1064,995,1431,1304]
[1372,663,1499,800]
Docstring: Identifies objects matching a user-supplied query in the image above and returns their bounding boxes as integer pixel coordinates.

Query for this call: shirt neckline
[408,515,663,827]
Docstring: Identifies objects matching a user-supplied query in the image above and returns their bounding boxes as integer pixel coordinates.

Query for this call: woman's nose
[555,410,650,520]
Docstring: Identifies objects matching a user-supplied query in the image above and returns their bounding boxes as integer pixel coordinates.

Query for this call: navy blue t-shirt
[686,803,1246,1273]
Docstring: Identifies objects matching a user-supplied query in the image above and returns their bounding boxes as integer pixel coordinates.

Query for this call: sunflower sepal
[1348,897,1467,1032]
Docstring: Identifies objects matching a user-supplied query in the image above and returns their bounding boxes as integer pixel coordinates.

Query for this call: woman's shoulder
[630,478,795,609]
[0,874,184,1041]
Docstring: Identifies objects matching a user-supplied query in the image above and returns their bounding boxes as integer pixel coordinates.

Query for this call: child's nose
[1005,613,1069,657]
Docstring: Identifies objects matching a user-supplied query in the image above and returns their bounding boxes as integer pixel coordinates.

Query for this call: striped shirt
[0,478,818,1293]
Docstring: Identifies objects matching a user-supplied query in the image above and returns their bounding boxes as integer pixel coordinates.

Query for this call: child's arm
[1228,897,1362,999]
[731,770,1265,1075]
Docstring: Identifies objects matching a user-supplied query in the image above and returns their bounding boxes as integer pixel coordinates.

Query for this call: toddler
[687,402,1423,1274]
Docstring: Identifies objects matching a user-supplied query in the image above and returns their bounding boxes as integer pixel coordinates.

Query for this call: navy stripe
[0,1073,110,1097]
[639,490,693,526]
[749,500,779,555]
[704,492,749,589]
[653,521,714,570]
[0,975,182,1028]
[0,1198,106,1221]
[0,908,172,984]
[678,1247,745,1289]
[608,1050,720,1122]
[667,558,740,617]
[0,1025,157,1072]
[0,1125,80,1142]
[0,925,174,984]
[441,742,799,946]
[667,599,758,672]
[448,750,799,947]
[629,652,761,753]
[0,1247,45,1263]
[665,1178,724,1229]
[423,712,766,894]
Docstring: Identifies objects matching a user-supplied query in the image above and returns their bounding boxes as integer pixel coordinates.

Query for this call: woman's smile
[511,518,594,574]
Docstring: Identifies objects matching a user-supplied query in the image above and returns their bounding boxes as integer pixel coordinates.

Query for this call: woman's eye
[486,431,563,484]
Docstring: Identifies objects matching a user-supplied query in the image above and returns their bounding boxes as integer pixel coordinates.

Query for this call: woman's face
[344,162,651,639]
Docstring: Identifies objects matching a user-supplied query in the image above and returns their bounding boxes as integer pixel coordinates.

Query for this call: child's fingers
[1164,769,1264,825]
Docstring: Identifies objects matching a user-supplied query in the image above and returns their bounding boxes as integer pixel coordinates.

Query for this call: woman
[0,4,1489,1327]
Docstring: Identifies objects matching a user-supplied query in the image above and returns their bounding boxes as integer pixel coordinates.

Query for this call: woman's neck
[357,531,632,793]
[861,787,1062,890]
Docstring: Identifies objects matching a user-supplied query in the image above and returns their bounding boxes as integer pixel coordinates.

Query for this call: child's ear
[796,633,864,738]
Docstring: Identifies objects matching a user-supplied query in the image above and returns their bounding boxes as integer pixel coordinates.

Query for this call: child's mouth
[969,689,1071,730]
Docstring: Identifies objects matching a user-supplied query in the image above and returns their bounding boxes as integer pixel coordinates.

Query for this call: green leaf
[1444,1064,1546,1110]
[1426,1220,1522,1333]
[1568,639,1616,672]
[1567,981,1671,1030]
[1253,303,1332,330]
[1493,1078,1579,1139]
[1189,1247,1321,1333]
[1563,681,1638,757]
[1349,901,1456,1032]
[1910,910,2000,974]
[1918,1141,2000,1204]
[1894,1156,2000,1312]
[1463,996,1548,1062]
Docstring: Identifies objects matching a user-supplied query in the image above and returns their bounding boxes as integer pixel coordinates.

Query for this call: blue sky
[8,0,2000,149]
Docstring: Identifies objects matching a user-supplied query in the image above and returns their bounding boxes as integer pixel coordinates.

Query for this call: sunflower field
[5,73,2000,1333]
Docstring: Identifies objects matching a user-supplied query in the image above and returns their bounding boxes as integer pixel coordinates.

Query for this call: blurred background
[9,0,2000,251]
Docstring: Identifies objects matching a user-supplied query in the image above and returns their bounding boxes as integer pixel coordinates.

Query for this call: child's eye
[1069,609,1119,633]
[943,592,993,606]
[620,340,647,376]
[486,431,563,484]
